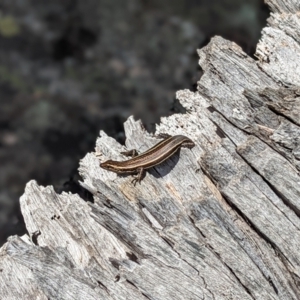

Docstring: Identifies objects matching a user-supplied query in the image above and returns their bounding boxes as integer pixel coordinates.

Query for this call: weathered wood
[1,0,300,299]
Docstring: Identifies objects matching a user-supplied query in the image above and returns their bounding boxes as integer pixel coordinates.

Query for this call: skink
[100,134,195,185]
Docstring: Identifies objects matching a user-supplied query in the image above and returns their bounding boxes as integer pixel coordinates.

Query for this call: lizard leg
[155,133,171,139]
[181,140,195,149]
[131,167,145,186]
[121,149,139,157]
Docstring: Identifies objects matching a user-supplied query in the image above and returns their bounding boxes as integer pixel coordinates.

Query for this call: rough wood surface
[1,0,300,299]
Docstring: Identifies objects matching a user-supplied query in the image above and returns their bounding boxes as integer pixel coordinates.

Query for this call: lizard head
[100,160,118,172]
[100,159,128,174]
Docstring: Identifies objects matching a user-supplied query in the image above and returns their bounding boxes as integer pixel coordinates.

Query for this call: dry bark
[1,0,300,299]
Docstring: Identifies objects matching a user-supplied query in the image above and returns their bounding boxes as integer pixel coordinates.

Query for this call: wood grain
[1,0,300,298]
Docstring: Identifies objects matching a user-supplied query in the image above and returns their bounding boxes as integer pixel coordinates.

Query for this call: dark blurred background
[0,0,269,246]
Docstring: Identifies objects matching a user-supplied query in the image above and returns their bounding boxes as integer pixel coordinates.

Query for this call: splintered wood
[1,0,300,299]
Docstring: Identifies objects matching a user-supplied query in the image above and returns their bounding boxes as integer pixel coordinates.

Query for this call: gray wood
[1,0,300,299]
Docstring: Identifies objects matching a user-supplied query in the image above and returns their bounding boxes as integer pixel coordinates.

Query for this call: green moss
[0,65,28,92]
[65,65,79,80]
[0,15,20,37]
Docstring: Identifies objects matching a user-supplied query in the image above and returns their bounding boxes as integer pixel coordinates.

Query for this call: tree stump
[1,0,300,299]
